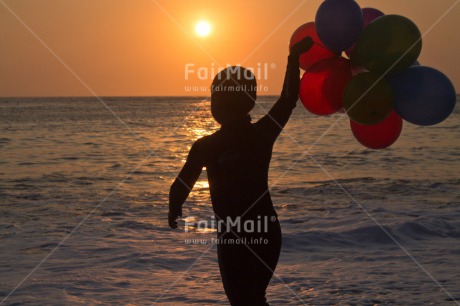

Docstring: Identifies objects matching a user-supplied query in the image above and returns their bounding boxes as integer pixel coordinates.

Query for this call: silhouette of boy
[169,36,313,305]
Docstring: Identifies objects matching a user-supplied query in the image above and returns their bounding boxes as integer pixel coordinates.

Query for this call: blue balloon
[315,0,363,53]
[388,66,456,126]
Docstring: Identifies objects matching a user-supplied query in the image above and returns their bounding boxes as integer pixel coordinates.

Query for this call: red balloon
[299,57,352,116]
[350,111,403,149]
[290,22,336,71]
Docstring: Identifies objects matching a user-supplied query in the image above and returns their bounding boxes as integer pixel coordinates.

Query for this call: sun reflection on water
[194,180,209,189]
[197,227,216,233]
[185,102,219,141]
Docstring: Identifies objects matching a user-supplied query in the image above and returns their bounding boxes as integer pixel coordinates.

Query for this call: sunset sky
[0,0,459,97]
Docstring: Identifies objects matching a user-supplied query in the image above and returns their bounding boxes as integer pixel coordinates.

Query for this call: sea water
[0,96,459,305]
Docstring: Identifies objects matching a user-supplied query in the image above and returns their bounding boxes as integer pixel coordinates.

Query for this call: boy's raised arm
[255,36,313,142]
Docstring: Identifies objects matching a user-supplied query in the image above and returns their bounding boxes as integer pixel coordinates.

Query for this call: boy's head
[211,66,257,124]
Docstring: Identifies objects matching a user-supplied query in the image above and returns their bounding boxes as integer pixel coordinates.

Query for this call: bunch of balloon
[292,0,456,150]
[348,6,456,148]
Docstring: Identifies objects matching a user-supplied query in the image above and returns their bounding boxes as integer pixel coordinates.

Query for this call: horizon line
[0,94,281,99]
[1,94,459,99]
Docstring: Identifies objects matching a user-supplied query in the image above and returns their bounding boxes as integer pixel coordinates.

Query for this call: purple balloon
[362,8,385,27]
[346,8,385,57]
[315,0,363,53]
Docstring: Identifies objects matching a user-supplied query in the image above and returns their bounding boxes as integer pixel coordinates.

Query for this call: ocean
[0,96,459,305]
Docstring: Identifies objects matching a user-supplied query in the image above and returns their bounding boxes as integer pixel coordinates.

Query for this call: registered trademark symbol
[270,216,277,222]
[271,63,277,69]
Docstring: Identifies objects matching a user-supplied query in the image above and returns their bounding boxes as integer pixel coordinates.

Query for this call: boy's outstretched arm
[168,142,203,229]
[255,36,313,142]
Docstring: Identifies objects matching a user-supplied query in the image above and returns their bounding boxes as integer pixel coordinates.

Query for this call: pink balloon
[345,8,385,57]
[362,8,385,27]
[350,111,403,149]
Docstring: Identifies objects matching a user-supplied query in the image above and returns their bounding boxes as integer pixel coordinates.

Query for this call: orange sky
[0,0,459,97]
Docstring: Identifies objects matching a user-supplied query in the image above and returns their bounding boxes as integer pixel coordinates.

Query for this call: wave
[283,212,460,250]
[272,177,460,197]
[115,220,162,231]
[0,138,11,149]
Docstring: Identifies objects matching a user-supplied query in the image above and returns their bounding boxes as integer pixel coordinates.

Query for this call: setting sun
[195,20,212,37]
